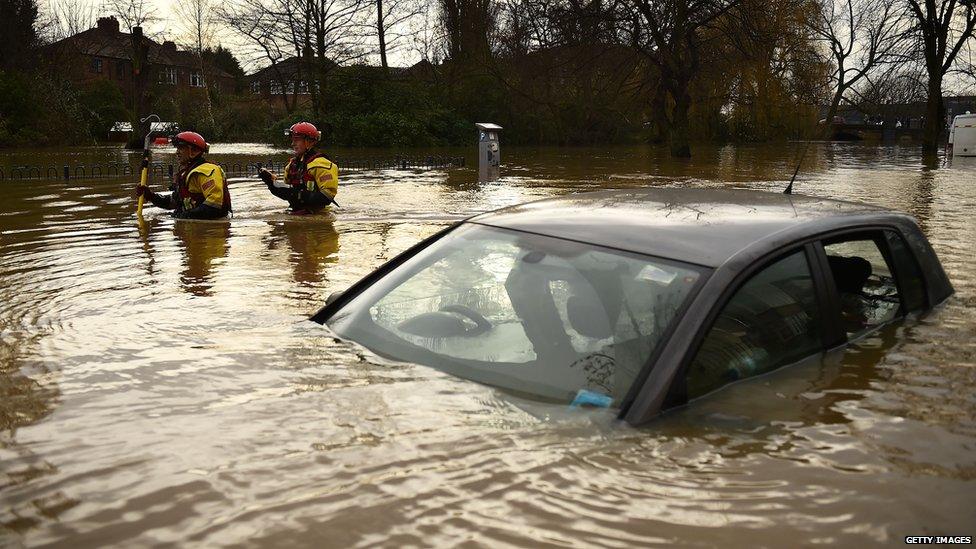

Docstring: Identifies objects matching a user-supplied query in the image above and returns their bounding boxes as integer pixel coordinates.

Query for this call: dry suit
[262,149,338,213]
[146,156,231,219]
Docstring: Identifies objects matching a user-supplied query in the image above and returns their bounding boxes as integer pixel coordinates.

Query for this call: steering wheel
[439,304,492,336]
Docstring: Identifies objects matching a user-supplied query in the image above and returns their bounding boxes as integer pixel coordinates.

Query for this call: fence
[0,155,466,182]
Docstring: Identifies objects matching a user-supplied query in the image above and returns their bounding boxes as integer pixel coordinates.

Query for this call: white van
[948,113,976,157]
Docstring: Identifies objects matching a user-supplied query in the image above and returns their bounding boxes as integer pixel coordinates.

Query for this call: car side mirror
[325,291,343,306]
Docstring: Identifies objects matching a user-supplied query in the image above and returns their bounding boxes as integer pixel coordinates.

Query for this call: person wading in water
[136,131,231,219]
[259,122,339,214]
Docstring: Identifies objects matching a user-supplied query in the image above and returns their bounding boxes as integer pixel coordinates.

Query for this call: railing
[0,155,466,182]
[339,155,466,171]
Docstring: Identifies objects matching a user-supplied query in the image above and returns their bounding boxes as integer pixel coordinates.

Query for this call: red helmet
[171,131,209,153]
[285,122,320,141]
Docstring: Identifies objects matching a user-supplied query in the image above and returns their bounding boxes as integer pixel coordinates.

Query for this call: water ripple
[2,144,975,547]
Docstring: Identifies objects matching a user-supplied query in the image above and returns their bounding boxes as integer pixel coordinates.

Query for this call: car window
[328,225,703,406]
[686,250,822,400]
[823,234,900,337]
[369,238,535,364]
[884,230,926,311]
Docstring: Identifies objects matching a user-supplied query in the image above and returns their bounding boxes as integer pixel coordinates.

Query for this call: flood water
[1,143,974,547]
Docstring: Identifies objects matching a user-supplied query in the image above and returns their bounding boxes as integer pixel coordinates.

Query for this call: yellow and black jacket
[148,156,230,219]
[265,150,339,213]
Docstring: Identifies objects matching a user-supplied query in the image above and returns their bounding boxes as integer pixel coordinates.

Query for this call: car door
[672,228,930,405]
[814,228,927,341]
[678,246,827,401]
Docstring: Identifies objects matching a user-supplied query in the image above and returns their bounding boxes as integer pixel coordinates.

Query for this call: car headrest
[827,255,872,293]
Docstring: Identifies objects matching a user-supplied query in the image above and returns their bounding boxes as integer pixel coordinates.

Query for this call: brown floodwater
[1,142,974,547]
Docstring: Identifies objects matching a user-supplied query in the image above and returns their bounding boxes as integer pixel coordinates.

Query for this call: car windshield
[327,224,704,407]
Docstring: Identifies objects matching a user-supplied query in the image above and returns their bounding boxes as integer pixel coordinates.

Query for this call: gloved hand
[134,185,154,199]
[258,168,275,186]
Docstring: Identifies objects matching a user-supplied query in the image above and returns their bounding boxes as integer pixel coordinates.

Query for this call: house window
[158,67,176,85]
[189,71,205,87]
[250,81,261,94]
[270,81,282,95]
[91,57,103,73]
[115,60,126,79]
[298,80,310,94]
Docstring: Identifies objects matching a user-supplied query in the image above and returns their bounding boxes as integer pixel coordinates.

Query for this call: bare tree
[902,0,976,153]
[620,0,741,157]
[408,3,444,61]
[173,0,220,131]
[174,0,218,54]
[956,38,976,94]
[222,0,302,112]
[493,0,620,60]
[44,0,100,41]
[810,0,910,132]
[378,0,388,68]
[439,0,497,67]
[495,0,532,57]
[493,0,567,56]
[221,0,370,118]
[374,0,423,71]
[103,0,160,30]
[306,0,371,114]
[856,62,928,104]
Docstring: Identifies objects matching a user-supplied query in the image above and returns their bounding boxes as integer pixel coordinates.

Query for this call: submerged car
[311,188,953,425]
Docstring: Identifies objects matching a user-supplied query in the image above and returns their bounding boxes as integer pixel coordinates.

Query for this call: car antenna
[784,141,811,195]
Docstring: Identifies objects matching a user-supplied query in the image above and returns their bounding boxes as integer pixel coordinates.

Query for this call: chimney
[131,26,145,75]
[162,41,177,52]
[96,16,120,34]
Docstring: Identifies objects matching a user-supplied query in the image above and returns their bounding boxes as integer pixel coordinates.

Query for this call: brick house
[45,17,235,105]
[245,57,329,110]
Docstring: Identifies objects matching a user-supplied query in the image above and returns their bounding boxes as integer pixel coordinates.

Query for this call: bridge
[828,122,927,141]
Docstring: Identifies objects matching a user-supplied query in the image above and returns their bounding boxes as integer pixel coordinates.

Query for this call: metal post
[476,123,502,181]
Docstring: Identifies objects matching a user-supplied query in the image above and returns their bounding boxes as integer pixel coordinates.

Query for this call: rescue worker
[259,122,338,214]
[136,131,231,219]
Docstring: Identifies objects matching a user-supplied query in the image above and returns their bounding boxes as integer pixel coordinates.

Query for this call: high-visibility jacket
[284,152,339,199]
[176,161,231,213]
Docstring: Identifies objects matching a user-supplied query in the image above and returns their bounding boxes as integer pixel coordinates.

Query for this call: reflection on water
[265,220,340,286]
[174,221,232,296]
[1,143,974,546]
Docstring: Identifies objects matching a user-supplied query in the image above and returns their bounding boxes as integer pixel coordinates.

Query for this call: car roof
[467,187,913,268]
